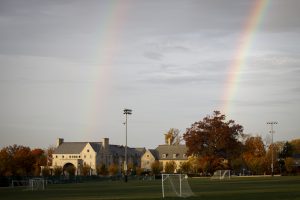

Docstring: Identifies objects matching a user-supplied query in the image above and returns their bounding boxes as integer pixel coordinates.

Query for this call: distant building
[51,138,145,175]
[141,142,188,173]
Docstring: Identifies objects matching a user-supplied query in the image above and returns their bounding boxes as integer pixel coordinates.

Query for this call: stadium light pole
[123,108,132,182]
[267,121,278,176]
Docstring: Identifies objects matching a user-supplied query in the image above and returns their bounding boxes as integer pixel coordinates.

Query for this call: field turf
[1,176,300,200]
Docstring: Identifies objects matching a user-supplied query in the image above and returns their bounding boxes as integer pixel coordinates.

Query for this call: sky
[0,0,299,149]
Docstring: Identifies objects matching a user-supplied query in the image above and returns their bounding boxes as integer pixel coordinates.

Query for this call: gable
[142,150,156,160]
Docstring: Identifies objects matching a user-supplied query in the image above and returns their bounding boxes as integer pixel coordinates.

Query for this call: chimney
[167,137,171,145]
[102,138,109,149]
[56,138,64,147]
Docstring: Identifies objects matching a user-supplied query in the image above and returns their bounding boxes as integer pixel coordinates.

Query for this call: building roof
[53,142,87,154]
[148,149,159,160]
[155,144,188,160]
[53,142,103,154]
[109,145,145,157]
[90,142,102,152]
[53,140,144,157]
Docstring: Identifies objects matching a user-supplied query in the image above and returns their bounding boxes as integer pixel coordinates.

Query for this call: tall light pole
[123,108,132,182]
[267,121,278,176]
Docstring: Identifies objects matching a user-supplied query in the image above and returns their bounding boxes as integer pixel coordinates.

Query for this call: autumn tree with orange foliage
[0,145,47,176]
[31,148,47,176]
[183,111,244,173]
[242,136,266,175]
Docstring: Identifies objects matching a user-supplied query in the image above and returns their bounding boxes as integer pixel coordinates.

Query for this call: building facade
[141,144,188,173]
[52,138,145,175]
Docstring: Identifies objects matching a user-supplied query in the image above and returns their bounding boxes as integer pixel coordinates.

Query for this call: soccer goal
[211,170,231,180]
[161,174,194,198]
[11,180,29,188]
[28,178,46,191]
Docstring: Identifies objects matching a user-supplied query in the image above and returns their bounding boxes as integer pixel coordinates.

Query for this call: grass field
[1,176,300,200]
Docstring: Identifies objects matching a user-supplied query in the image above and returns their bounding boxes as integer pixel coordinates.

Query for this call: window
[183,154,187,158]
[173,154,177,158]
[87,149,90,152]
[55,155,58,158]
[147,154,149,158]
[162,154,167,158]
[62,155,64,158]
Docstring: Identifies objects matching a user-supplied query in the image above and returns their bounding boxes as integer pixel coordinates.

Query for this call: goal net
[162,174,194,198]
[28,178,46,190]
[211,170,231,180]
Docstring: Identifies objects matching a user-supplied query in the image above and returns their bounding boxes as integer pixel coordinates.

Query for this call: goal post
[28,178,46,191]
[211,170,231,180]
[162,174,194,198]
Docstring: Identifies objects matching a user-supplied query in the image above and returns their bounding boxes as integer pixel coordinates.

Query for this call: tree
[81,164,91,176]
[164,161,177,174]
[279,141,293,159]
[188,156,201,173]
[53,166,63,176]
[290,139,300,154]
[244,136,266,157]
[0,148,11,176]
[135,166,143,176]
[2,145,35,176]
[183,111,243,165]
[242,136,266,175]
[46,146,55,166]
[285,157,295,174]
[165,128,182,145]
[97,164,108,176]
[41,166,50,177]
[265,142,285,174]
[179,162,191,174]
[108,164,119,176]
[151,161,162,175]
[31,148,47,176]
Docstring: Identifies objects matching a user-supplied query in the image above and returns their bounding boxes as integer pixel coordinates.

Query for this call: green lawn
[1,176,300,200]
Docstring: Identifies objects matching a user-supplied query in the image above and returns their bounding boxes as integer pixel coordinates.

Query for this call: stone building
[141,143,188,173]
[52,138,145,175]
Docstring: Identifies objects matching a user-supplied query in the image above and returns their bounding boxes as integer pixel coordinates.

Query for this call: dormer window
[162,154,167,158]
[173,154,177,158]
[183,154,187,158]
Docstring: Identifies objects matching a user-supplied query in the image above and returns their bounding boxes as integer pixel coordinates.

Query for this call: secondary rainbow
[221,0,270,115]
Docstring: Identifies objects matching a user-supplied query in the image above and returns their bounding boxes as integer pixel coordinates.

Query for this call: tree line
[0,145,54,177]
[179,111,300,175]
[0,144,143,177]
[0,110,299,177]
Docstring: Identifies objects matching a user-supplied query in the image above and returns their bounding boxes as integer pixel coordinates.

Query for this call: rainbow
[221,0,270,115]
[84,1,129,139]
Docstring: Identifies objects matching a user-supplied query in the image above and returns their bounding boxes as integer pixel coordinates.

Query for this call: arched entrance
[63,163,76,176]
